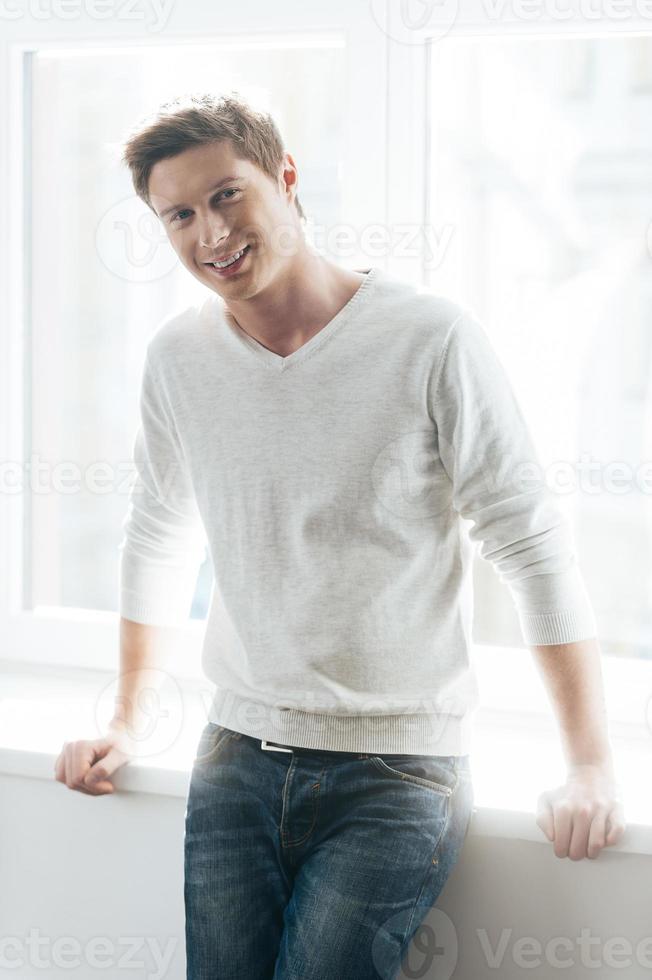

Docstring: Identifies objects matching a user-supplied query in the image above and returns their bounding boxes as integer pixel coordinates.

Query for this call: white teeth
[212,247,246,269]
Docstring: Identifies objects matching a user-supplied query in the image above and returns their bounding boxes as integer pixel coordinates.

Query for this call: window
[25,40,347,623]
[3,8,386,674]
[4,8,650,714]
[427,34,652,663]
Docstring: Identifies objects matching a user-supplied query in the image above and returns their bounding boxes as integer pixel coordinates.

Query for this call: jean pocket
[193,723,235,766]
[369,754,458,797]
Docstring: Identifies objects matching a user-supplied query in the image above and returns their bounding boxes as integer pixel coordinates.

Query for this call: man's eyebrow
[157,176,244,219]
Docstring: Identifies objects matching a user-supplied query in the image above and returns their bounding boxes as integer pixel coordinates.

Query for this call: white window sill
[1,658,650,856]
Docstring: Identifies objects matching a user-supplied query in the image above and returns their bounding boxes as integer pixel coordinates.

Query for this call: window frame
[1,2,650,738]
[0,2,388,668]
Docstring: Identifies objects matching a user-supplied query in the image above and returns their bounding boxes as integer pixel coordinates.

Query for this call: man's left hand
[535,763,626,860]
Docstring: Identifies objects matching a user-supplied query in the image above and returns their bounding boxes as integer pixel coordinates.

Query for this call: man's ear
[279,152,299,206]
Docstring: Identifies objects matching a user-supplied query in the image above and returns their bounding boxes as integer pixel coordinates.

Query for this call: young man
[55,93,625,979]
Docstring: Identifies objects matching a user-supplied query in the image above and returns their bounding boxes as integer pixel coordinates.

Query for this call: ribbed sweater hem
[207,689,475,755]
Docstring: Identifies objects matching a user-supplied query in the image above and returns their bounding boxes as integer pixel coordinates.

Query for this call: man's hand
[535,763,626,860]
[53,726,134,796]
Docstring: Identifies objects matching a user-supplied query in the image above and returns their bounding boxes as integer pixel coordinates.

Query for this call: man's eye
[171,189,239,223]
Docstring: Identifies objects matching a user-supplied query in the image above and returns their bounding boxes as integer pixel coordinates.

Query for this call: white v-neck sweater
[118,266,597,754]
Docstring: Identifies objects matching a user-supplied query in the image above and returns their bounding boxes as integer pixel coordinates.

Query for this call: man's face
[149,140,301,300]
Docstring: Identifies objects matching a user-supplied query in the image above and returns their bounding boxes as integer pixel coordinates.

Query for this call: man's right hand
[53,726,134,796]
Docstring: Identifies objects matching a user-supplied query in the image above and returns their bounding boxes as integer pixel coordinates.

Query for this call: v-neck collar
[216,267,380,372]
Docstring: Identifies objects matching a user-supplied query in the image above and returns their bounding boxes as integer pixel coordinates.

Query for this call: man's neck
[222,250,367,359]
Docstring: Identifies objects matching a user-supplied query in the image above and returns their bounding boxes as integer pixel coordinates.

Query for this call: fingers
[78,741,116,795]
[566,805,594,860]
[536,796,626,860]
[586,808,608,859]
[605,802,627,846]
[568,804,623,859]
[53,740,115,796]
[72,739,93,784]
[565,800,626,858]
[83,756,115,793]
[550,801,573,859]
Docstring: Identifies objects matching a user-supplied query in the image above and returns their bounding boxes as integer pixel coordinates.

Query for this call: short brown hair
[121,91,306,222]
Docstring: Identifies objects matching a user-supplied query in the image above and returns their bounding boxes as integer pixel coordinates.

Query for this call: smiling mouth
[204,244,251,270]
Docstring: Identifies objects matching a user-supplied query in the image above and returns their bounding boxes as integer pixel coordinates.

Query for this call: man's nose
[198,217,229,249]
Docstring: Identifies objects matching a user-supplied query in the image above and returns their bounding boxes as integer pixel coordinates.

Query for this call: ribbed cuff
[119,588,191,628]
[518,606,598,646]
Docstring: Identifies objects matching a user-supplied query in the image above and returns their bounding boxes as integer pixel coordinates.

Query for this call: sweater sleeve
[117,348,207,627]
[432,310,598,646]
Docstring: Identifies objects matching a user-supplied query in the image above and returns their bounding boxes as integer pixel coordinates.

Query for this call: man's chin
[200,270,261,305]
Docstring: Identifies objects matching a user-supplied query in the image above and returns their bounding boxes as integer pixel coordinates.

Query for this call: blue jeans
[184,723,474,980]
